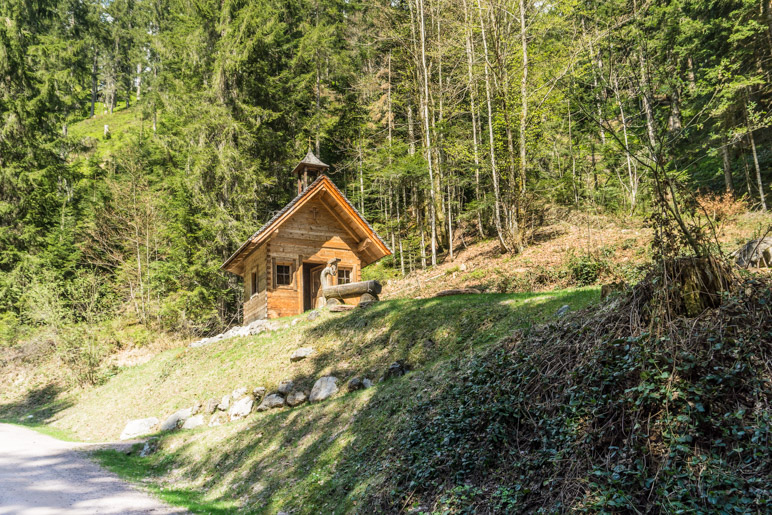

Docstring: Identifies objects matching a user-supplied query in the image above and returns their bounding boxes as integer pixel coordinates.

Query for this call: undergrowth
[367,276,772,513]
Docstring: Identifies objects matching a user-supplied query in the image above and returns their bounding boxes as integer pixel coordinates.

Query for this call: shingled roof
[221,174,391,274]
[291,151,328,175]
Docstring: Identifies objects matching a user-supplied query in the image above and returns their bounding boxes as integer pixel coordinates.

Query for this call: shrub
[567,252,607,286]
[696,191,748,222]
[0,312,22,346]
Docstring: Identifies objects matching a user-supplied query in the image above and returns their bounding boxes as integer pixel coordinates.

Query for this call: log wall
[243,198,363,322]
[243,245,268,323]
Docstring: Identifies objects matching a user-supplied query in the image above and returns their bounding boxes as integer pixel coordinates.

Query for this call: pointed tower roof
[291,151,328,175]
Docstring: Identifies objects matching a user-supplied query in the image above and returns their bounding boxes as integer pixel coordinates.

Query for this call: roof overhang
[221,175,391,276]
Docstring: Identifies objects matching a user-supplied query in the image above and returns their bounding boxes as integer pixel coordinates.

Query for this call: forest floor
[377,208,771,299]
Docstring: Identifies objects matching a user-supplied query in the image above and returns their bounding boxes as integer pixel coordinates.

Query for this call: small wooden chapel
[221,152,391,322]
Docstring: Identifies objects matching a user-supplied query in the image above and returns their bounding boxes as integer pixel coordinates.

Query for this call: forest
[2,0,771,340]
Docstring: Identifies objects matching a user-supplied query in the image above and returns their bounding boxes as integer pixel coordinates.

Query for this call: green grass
[94,448,237,514]
[28,287,599,514]
[68,103,147,161]
[0,419,81,442]
[44,287,598,442]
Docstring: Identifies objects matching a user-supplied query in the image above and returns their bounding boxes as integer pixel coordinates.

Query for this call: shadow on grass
[96,288,600,514]
[0,382,74,428]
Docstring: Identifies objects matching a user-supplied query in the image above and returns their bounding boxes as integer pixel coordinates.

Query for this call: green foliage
[567,252,609,286]
[372,279,772,513]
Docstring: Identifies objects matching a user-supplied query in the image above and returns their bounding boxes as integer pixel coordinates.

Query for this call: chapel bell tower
[292,151,329,194]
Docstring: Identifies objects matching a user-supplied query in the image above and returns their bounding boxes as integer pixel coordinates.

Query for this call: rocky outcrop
[252,387,266,399]
[309,376,339,402]
[217,395,230,411]
[231,387,247,400]
[556,304,570,316]
[120,417,159,440]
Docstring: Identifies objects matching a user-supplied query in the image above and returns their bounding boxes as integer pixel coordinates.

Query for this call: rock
[247,320,267,335]
[363,378,373,388]
[252,387,266,400]
[139,438,159,457]
[190,400,202,415]
[204,398,219,414]
[384,361,409,380]
[256,394,285,411]
[460,263,468,271]
[734,237,772,268]
[290,347,314,362]
[433,288,481,298]
[309,376,339,402]
[218,395,230,411]
[329,304,355,312]
[357,296,377,308]
[306,310,321,321]
[277,380,294,395]
[291,318,301,326]
[347,377,364,392]
[181,415,205,430]
[229,397,254,421]
[208,412,226,427]
[120,417,159,440]
[159,408,192,431]
[556,304,570,316]
[231,387,248,400]
[190,337,212,348]
[286,391,307,407]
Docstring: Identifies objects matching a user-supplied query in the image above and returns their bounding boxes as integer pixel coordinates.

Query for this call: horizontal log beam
[323,280,382,300]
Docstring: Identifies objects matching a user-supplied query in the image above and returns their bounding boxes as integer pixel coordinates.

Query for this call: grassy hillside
[86,275,772,515]
[1,288,597,442]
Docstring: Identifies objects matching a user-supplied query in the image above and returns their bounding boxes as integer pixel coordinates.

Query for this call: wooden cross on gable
[310,206,319,222]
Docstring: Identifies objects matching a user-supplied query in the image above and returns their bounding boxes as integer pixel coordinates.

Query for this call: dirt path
[0,423,186,514]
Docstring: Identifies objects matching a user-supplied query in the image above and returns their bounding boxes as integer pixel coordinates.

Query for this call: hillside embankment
[1,211,771,513]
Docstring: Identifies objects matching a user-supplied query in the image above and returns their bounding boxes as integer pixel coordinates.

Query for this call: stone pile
[189,319,289,348]
[118,350,401,440]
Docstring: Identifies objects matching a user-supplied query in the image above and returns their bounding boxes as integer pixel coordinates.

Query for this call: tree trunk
[90,48,98,118]
[136,63,141,101]
[476,0,510,253]
[568,99,578,204]
[721,134,734,193]
[418,0,437,265]
[358,138,365,214]
[745,110,767,211]
[462,0,484,237]
[613,72,638,212]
